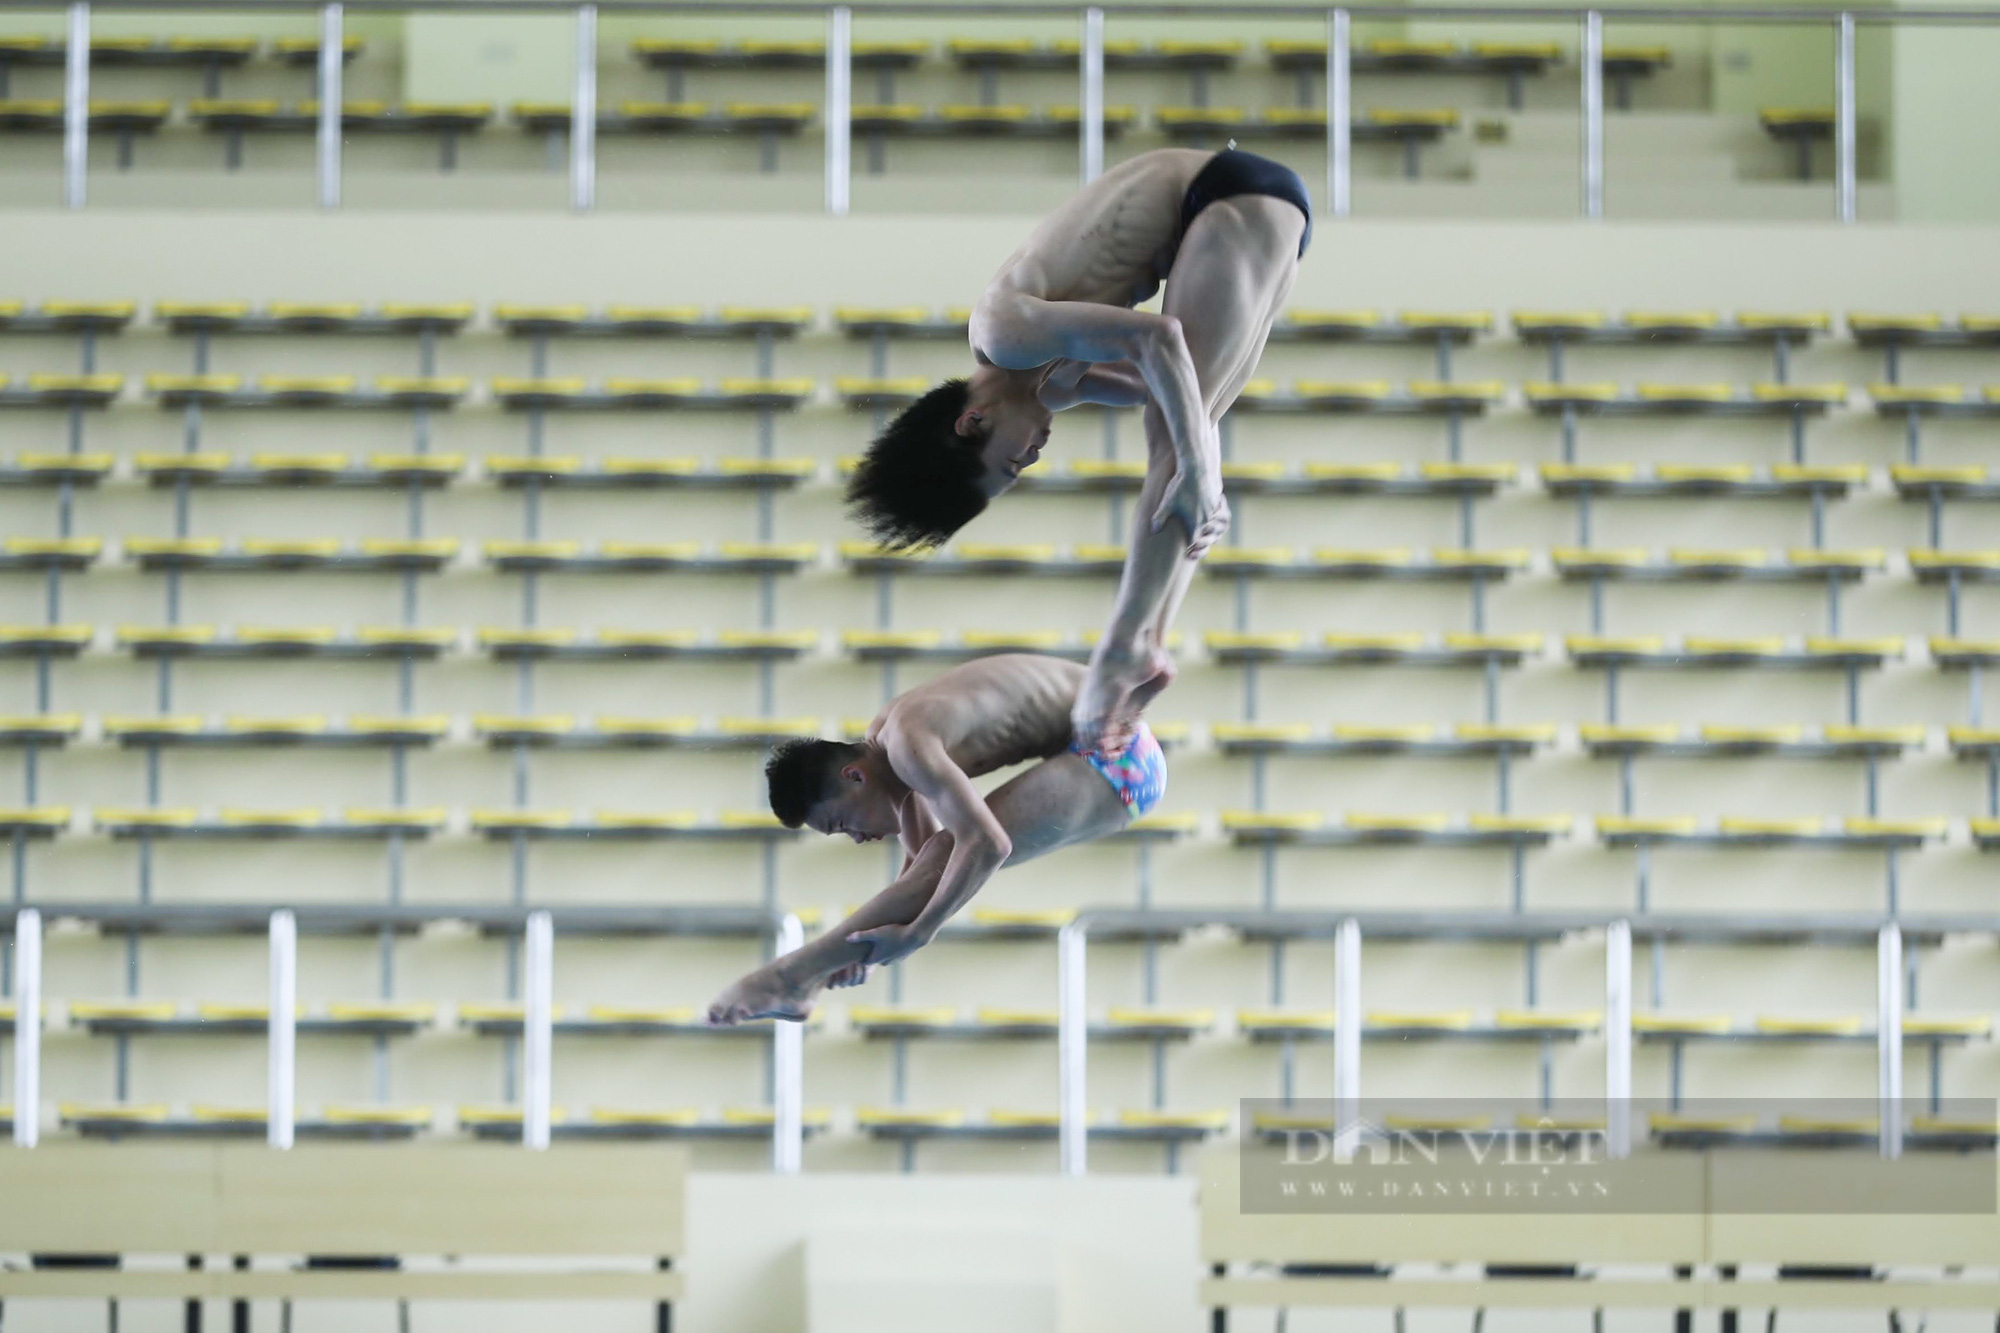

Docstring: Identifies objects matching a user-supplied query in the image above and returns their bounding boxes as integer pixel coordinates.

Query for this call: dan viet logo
[1279,1115,1612,1169]
[1238,1098,1997,1216]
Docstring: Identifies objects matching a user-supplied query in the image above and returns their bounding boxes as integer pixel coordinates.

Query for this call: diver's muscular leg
[1136,230,1296,655]
[1165,197,1302,421]
[982,751,1136,864]
[1072,402,1194,755]
[1075,196,1303,753]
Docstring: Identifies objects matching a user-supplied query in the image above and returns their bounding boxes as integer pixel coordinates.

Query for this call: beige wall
[1888,0,2000,222]
[684,1171,1198,1333]
[405,14,575,106]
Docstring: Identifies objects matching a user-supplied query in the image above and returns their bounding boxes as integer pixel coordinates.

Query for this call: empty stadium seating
[0,20,1894,218]
[2,283,1994,1177]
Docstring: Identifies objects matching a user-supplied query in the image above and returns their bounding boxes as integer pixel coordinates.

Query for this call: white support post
[1080,7,1104,185]
[523,910,554,1150]
[569,4,597,212]
[771,913,805,1173]
[1057,921,1088,1175]
[1877,922,1903,1158]
[1605,920,1633,1160]
[1580,10,1604,219]
[11,909,40,1147]
[824,6,851,217]
[1326,9,1350,218]
[1332,918,1360,1131]
[267,910,296,1149]
[61,2,87,210]
[1835,12,1857,223]
[316,3,342,209]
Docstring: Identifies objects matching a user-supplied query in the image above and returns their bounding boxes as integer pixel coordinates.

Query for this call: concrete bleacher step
[1475,145,1740,187]
[1351,178,1892,219]
[1499,109,1762,156]
[806,1225,1060,1333]
[1474,109,1846,188]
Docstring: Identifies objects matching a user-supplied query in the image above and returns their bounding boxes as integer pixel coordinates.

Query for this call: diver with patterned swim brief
[708,653,1167,1025]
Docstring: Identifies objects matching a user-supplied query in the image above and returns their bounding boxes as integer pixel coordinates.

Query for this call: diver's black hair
[764,737,867,829]
[845,378,989,550]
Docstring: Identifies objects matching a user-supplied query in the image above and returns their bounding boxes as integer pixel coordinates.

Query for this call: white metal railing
[316,2,341,207]
[7,906,808,1164]
[61,2,86,210]
[1050,908,1922,1176]
[523,908,555,1148]
[1579,8,1603,218]
[771,912,806,1172]
[1877,920,1904,1157]
[1331,917,1361,1123]
[570,4,598,211]
[1324,7,1348,218]
[1080,5,1105,184]
[10,908,40,1147]
[824,4,851,214]
[1835,9,1858,223]
[32,0,1985,222]
[0,904,1952,1168]
[1604,917,1632,1158]
[1056,921,1087,1172]
[268,908,297,1149]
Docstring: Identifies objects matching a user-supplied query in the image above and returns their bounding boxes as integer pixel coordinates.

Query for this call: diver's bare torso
[978,148,1214,317]
[705,656,1134,1023]
[864,654,1084,781]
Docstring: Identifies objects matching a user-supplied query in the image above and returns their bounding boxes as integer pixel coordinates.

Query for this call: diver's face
[805,768,899,844]
[966,399,1052,499]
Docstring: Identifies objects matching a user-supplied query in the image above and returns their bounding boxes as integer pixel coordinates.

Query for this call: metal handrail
[1054,907,1949,1174]
[8,904,809,1165]
[9,1,2000,18]
[36,0,1986,219]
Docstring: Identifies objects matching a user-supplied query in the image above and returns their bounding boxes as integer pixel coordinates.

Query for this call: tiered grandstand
[1,5,1997,1333]
[0,13,1912,216]
[4,241,1995,1162]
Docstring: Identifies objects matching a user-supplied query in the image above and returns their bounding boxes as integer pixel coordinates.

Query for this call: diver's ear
[839,764,866,786]
[954,407,984,438]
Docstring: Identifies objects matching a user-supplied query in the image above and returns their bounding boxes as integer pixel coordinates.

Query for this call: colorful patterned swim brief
[1070,721,1167,819]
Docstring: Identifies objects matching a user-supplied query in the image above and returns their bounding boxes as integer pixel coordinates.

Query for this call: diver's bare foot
[706,962,814,1026]
[1076,644,1175,758]
[1126,644,1178,713]
[825,962,871,989]
[1074,645,1161,757]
